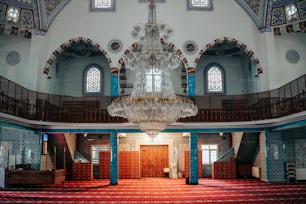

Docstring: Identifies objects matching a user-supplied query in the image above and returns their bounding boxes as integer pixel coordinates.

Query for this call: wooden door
[140,145,169,177]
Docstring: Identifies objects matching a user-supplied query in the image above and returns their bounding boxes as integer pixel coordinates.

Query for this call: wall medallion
[108,39,122,53]
[183,41,197,54]
[6,51,20,66]
[286,50,300,64]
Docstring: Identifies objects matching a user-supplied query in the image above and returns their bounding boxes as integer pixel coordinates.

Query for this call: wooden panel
[99,151,110,179]
[140,145,168,177]
[212,158,237,179]
[119,151,140,179]
[72,162,93,181]
[184,151,202,178]
[5,169,65,186]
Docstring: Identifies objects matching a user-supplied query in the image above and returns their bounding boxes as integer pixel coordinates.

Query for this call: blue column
[111,73,119,96]
[189,133,198,184]
[110,132,118,185]
[265,129,270,182]
[187,73,195,96]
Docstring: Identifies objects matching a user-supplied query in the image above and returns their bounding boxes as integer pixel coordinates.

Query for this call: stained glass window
[207,65,224,93]
[285,4,299,23]
[188,0,212,10]
[90,0,115,11]
[95,0,112,8]
[191,0,209,7]
[146,68,161,93]
[86,67,101,93]
[6,6,19,23]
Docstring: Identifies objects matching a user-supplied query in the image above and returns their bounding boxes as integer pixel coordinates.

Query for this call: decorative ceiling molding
[36,0,70,31]
[235,0,268,32]
[1,0,304,34]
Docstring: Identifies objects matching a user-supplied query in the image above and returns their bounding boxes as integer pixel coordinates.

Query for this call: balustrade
[0,75,305,123]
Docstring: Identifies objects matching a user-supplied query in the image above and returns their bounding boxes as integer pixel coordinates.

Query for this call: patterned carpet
[1,178,306,203]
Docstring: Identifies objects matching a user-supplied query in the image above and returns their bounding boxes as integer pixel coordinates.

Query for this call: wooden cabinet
[99,151,110,179]
[5,169,65,186]
[119,151,140,179]
[212,158,236,179]
[72,162,93,181]
[184,151,202,178]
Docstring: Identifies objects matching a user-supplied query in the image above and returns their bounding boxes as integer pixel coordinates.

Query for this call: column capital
[187,67,196,74]
[111,67,119,74]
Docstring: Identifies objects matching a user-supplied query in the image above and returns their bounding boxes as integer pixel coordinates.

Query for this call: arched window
[6,6,20,23]
[84,65,102,94]
[205,64,224,94]
[90,0,115,11]
[188,0,212,10]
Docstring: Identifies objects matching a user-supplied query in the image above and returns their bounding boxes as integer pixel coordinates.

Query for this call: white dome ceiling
[0,0,305,35]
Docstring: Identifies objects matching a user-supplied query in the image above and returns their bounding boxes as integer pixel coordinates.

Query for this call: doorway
[140,145,169,177]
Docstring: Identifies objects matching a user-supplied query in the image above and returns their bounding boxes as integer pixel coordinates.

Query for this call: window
[90,0,115,11]
[84,65,102,94]
[202,144,218,164]
[91,145,108,164]
[146,68,161,93]
[206,65,224,93]
[285,4,299,23]
[6,6,19,23]
[187,0,212,10]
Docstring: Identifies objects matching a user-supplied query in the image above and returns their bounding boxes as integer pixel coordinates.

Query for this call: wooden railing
[0,75,305,123]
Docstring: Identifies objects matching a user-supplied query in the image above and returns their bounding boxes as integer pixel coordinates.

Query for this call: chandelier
[107,0,198,137]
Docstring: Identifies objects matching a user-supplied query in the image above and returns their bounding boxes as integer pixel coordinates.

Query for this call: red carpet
[1,178,306,203]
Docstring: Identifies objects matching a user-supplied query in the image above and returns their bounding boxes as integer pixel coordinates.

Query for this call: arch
[116,40,189,70]
[193,37,263,76]
[43,37,112,75]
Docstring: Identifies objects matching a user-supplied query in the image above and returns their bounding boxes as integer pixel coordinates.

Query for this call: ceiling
[0,0,305,35]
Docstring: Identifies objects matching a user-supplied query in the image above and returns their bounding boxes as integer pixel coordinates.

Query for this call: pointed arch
[43,37,112,75]
[116,40,189,70]
[193,37,263,76]
[116,40,190,94]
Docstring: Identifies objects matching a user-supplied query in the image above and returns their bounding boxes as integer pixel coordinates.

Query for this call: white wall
[195,55,259,95]
[0,35,35,90]
[1,0,304,95]
[253,131,267,182]
[48,56,111,96]
[35,0,269,94]
[266,33,306,90]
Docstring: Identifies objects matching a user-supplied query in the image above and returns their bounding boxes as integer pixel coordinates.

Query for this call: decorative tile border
[43,37,112,75]
[193,37,263,76]
[235,0,266,31]
[36,0,70,31]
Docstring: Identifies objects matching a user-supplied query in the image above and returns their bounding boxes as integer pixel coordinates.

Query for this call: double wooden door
[140,145,169,177]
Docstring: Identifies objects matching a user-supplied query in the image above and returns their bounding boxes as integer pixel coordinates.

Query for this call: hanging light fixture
[107,0,198,138]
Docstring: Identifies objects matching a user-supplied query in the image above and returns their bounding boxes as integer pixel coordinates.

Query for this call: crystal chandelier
[107,0,198,137]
